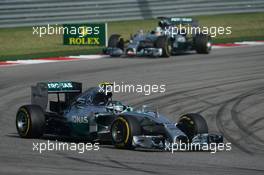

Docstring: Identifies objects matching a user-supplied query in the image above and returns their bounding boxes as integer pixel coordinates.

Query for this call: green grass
[0,12,264,61]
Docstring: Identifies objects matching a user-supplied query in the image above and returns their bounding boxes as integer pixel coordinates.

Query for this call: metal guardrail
[0,0,264,28]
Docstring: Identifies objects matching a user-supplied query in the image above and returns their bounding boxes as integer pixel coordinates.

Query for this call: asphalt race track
[0,45,264,175]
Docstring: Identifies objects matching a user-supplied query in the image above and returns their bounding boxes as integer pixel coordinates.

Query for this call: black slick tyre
[16,105,45,138]
[194,34,212,54]
[177,113,208,141]
[156,36,171,57]
[111,116,141,149]
[108,34,124,50]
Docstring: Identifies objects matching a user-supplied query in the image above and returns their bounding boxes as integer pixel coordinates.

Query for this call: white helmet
[155,27,162,33]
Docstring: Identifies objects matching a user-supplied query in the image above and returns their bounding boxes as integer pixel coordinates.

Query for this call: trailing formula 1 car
[16,81,222,150]
[103,17,212,57]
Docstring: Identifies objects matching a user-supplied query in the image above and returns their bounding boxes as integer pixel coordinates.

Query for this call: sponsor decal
[63,23,107,46]
[72,115,89,124]
[47,82,73,91]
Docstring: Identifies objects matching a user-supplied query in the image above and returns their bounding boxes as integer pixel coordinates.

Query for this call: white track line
[234,41,264,45]
[68,55,108,59]
[1,42,264,67]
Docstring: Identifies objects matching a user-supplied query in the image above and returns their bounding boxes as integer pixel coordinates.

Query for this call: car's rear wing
[46,81,82,93]
[31,81,82,110]
[157,17,198,27]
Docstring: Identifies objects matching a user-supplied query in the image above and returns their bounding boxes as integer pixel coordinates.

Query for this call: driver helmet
[158,20,170,29]
[106,101,125,113]
[113,105,124,113]
[138,29,144,35]
[155,27,162,36]
[134,29,144,41]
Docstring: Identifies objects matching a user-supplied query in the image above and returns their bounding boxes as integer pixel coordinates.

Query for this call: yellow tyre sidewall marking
[19,108,31,137]
[116,117,130,146]
[181,116,194,125]
[181,116,191,121]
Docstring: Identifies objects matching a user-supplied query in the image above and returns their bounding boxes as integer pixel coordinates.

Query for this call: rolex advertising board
[63,23,107,46]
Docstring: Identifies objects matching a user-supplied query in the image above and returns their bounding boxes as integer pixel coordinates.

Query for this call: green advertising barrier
[63,23,107,46]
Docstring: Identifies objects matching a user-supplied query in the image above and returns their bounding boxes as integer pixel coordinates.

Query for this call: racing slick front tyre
[111,116,141,149]
[194,34,212,54]
[156,36,171,57]
[16,105,45,138]
[177,113,208,141]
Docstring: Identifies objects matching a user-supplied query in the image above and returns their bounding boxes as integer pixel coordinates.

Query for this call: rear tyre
[16,105,45,138]
[111,116,141,149]
[194,34,212,54]
[155,36,171,57]
[177,113,208,141]
[108,34,124,51]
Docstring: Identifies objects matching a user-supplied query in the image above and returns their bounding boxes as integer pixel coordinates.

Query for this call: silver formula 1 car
[103,17,212,58]
[16,82,222,150]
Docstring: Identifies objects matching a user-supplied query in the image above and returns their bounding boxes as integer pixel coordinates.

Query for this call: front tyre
[111,116,141,149]
[16,105,45,138]
[156,36,171,57]
[177,113,208,141]
[194,34,212,54]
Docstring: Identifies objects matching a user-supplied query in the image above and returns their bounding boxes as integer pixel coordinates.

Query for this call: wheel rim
[112,119,128,144]
[16,111,29,135]
[207,41,212,51]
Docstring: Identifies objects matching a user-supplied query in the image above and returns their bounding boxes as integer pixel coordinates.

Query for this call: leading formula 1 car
[16,81,222,149]
[103,17,212,57]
